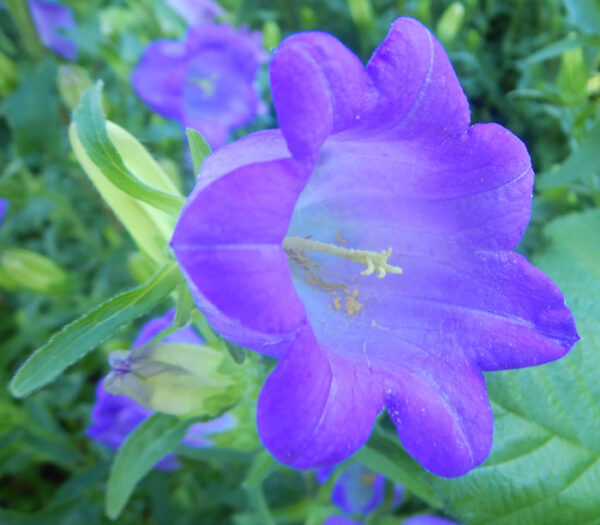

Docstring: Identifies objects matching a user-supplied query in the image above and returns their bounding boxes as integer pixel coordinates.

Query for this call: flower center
[282,236,403,279]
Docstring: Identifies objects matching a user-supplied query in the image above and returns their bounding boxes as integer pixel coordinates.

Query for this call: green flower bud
[436,2,465,47]
[262,20,281,50]
[0,248,69,294]
[104,343,243,417]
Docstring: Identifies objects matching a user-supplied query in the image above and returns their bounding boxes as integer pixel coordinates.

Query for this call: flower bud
[436,2,465,46]
[0,248,69,294]
[103,342,243,417]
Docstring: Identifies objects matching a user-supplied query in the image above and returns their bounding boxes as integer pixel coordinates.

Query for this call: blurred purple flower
[166,0,225,25]
[28,0,77,60]
[132,24,266,149]
[403,516,459,525]
[171,18,579,477]
[87,310,235,469]
[318,463,403,516]
[0,199,8,225]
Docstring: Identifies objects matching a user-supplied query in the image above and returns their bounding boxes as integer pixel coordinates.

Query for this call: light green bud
[262,20,281,50]
[0,248,69,294]
[436,2,465,46]
[57,65,93,110]
[104,343,243,417]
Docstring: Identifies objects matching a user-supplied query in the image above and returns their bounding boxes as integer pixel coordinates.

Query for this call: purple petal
[365,17,469,140]
[131,40,188,122]
[28,0,77,60]
[270,31,368,160]
[331,463,386,514]
[166,0,225,25]
[171,133,308,355]
[257,323,383,468]
[0,199,8,225]
[289,122,534,254]
[403,516,459,525]
[133,309,204,347]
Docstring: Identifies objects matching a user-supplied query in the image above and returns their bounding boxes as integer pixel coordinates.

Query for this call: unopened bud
[57,64,93,110]
[103,342,243,417]
[0,248,69,294]
[436,2,465,46]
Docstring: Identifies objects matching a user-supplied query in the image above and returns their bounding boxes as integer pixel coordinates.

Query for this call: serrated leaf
[9,263,181,398]
[186,128,211,177]
[429,209,600,524]
[73,82,184,216]
[105,413,193,519]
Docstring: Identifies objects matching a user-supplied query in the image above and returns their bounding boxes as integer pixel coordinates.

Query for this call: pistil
[282,236,403,279]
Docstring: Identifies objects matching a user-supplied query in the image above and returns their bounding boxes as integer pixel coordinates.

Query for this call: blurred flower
[171,18,579,477]
[132,24,267,149]
[28,0,77,60]
[87,310,235,469]
[0,198,7,225]
[403,516,459,525]
[166,0,225,25]
[323,517,362,525]
[319,463,402,518]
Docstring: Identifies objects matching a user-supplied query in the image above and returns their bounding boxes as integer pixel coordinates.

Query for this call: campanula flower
[28,0,77,60]
[132,24,266,148]
[171,18,579,477]
[166,0,225,25]
[87,310,235,469]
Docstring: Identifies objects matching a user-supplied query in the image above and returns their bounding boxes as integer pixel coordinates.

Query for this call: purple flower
[0,199,7,225]
[403,516,459,525]
[132,24,266,149]
[318,463,403,515]
[166,0,225,25]
[87,310,235,469]
[171,18,579,477]
[28,0,77,60]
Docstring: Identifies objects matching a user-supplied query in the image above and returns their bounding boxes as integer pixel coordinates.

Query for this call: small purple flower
[166,0,225,25]
[28,0,77,60]
[0,199,8,225]
[171,18,579,477]
[132,24,266,149]
[318,463,403,516]
[87,310,235,469]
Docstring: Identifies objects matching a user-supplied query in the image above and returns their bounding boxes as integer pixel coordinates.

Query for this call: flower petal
[257,322,383,468]
[365,17,469,139]
[171,133,309,354]
[28,0,77,60]
[131,40,188,122]
[271,31,368,160]
[289,122,533,252]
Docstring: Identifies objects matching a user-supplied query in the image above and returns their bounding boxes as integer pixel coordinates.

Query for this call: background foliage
[1,0,600,523]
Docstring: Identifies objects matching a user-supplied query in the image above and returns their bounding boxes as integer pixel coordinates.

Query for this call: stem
[282,236,402,279]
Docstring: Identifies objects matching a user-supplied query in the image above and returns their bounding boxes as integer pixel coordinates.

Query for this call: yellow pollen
[333,297,342,310]
[361,473,377,485]
[344,288,363,316]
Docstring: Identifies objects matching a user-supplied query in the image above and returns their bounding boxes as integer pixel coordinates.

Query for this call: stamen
[282,236,403,279]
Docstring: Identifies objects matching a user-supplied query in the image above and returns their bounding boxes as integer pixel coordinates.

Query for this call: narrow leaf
[73,82,184,215]
[9,263,181,398]
[186,128,211,177]
[105,413,192,519]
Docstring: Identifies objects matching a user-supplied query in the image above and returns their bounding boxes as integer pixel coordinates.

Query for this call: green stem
[5,0,45,58]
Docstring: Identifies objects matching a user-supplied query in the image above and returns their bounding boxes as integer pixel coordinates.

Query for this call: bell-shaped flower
[171,18,579,477]
[28,0,77,60]
[132,23,267,148]
[0,198,7,225]
[87,310,235,469]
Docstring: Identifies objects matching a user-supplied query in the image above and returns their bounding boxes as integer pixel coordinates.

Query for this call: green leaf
[9,263,181,398]
[186,128,211,177]
[73,82,184,216]
[356,427,442,509]
[105,413,194,519]
[429,209,600,523]
[537,123,600,190]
